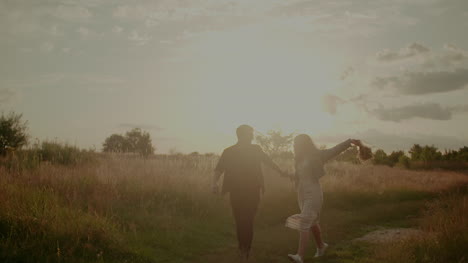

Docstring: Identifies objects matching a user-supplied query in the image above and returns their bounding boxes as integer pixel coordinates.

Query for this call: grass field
[0,155,467,263]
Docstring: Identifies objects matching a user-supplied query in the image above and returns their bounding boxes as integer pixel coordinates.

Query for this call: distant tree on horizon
[0,112,28,156]
[409,144,442,162]
[409,144,423,161]
[103,134,129,153]
[255,129,294,158]
[103,128,155,156]
[388,150,405,165]
[373,149,390,166]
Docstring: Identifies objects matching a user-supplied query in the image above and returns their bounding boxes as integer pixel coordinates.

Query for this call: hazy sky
[1,0,468,153]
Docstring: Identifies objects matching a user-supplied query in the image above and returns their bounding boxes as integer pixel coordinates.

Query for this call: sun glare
[174,28,338,139]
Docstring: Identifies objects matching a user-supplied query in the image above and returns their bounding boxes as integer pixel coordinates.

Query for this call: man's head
[236,125,254,143]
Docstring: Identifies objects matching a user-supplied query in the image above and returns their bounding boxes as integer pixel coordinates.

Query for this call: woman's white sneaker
[314,243,329,258]
[288,254,303,263]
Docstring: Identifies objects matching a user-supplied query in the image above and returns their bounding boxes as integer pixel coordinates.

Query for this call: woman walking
[286,134,361,263]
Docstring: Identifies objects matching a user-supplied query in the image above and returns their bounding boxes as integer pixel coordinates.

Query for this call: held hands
[280,170,295,181]
[211,182,219,195]
[350,139,362,147]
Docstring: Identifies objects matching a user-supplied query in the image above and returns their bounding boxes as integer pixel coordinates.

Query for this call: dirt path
[352,228,423,244]
[195,225,426,263]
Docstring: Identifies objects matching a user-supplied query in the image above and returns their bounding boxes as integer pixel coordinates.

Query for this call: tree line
[1,112,467,170]
[373,145,468,168]
[1,112,155,159]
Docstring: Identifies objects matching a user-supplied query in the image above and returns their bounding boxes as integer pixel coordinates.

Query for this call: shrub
[36,141,96,166]
[398,155,411,169]
[1,141,97,171]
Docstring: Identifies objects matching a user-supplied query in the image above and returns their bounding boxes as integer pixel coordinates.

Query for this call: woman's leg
[311,223,324,249]
[297,230,310,258]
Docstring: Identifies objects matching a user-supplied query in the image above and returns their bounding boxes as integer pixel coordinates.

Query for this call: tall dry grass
[367,185,468,263]
[0,154,228,262]
[323,162,468,193]
[0,155,467,262]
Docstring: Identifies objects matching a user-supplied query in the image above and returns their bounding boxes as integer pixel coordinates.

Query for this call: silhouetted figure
[286,134,362,263]
[212,125,284,260]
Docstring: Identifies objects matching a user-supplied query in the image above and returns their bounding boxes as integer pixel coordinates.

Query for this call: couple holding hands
[212,125,362,262]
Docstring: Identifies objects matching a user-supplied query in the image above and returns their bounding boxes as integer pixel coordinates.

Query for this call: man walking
[212,125,285,260]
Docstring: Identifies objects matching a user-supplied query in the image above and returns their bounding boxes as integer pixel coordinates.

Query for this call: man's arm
[212,170,223,194]
[212,150,227,194]
[257,146,285,176]
[263,157,284,175]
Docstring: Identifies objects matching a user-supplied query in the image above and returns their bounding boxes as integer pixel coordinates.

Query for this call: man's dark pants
[229,189,260,256]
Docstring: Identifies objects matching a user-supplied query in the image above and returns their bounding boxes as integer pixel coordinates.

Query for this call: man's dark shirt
[215,143,273,194]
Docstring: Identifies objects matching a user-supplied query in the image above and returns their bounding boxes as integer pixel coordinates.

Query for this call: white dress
[285,159,323,232]
[285,140,352,232]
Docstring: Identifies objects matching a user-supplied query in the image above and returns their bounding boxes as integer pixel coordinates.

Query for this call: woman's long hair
[293,134,319,164]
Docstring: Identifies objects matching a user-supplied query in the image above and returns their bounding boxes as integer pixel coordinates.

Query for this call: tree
[388,151,405,166]
[373,149,390,166]
[420,145,442,162]
[125,128,155,156]
[102,128,155,156]
[457,146,468,161]
[409,144,423,161]
[0,112,28,156]
[255,129,294,158]
[103,134,128,153]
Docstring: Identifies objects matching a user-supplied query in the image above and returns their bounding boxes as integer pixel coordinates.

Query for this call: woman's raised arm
[321,139,355,162]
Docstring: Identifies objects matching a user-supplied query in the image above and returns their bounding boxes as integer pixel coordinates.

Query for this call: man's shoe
[288,254,303,263]
[314,243,329,258]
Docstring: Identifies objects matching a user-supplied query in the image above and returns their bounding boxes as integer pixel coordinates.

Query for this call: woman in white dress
[286,134,361,263]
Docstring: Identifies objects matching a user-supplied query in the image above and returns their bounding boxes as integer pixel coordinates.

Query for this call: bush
[1,141,97,172]
[37,141,96,166]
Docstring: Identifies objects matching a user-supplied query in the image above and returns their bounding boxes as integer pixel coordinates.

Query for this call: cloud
[128,30,151,45]
[49,25,63,36]
[451,104,468,113]
[118,123,163,131]
[3,73,122,92]
[76,26,90,37]
[40,41,55,52]
[113,5,149,19]
[376,42,430,62]
[419,44,468,68]
[372,68,468,95]
[112,26,124,34]
[0,88,16,103]
[340,66,354,80]
[154,136,180,142]
[438,44,467,64]
[371,103,452,122]
[54,5,92,22]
